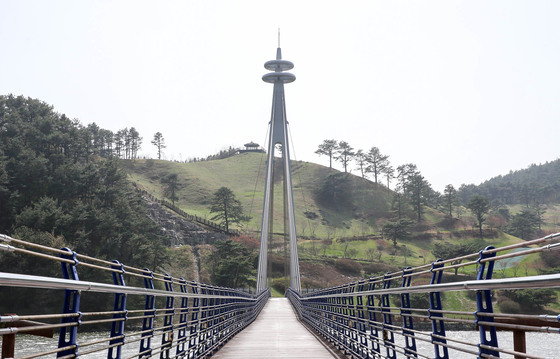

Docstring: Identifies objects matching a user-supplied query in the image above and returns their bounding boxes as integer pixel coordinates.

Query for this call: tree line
[9,105,171,162]
[316,139,439,217]
[0,95,170,266]
[315,139,552,244]
[458,159,560,206]
[0,94,179,313]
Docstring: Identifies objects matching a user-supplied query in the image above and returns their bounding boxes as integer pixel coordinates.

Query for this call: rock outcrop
[144,197,227,246]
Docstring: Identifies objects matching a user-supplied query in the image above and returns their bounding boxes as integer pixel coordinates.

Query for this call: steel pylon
[256,45,301,293]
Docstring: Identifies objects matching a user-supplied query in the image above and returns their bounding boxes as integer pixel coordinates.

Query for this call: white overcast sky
[1,1,559,191]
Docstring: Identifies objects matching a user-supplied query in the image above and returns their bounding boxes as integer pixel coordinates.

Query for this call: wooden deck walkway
[212,298,338,358]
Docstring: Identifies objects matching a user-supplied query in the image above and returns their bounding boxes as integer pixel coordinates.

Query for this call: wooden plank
[212,298,337,358]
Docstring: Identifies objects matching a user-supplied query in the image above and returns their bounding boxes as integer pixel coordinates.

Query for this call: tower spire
[256,44,301,293]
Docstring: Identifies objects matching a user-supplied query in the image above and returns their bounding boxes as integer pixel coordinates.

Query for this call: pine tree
[151,132,166,160]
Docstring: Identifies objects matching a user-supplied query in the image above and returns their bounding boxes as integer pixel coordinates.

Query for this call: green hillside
[121,153,395,238]
[121,154,534,268]
[121,153,557,305]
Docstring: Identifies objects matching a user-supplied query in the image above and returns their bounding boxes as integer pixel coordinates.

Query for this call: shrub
[270,277,289,294]
[334,258,362,276]
[540,250,560,267]
[498,298,522,314]
[500,289,557,313]
[301,278,323,291]
[361,262,399,277]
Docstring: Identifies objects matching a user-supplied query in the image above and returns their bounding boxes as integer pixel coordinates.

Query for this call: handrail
[296,273,560,299]
[0,272,261,299]
[288,233,560,359]
[0,234,269,359]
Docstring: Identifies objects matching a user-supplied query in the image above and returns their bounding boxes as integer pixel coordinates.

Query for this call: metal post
[429,259,449,359]
[139,268,155,358]
[108,260,127,359]
[188,282,200,356]
[160,274,174,359]
[401,267,417,358]
[475,246,500,358]
[380,273,396,359]
[367,280,381,357]
[355,281,368,358]
[57,248,81,358]
[175,278,189,358]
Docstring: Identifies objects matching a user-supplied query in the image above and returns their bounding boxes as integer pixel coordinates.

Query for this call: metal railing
[287,233,560,359]
[0,234,268,359]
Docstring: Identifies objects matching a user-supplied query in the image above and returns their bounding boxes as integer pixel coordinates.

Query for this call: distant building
[238,141,265,153]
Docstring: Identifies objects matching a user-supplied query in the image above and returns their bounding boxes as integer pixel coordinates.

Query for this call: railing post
[429,259,449,359]
[355,280,368,358]
[175,278,189,358]
[57,248,82,358]
[344,285,356,355]
[207,286,216,351]
[367,279,381,357]
[108,260,127,359]
[401,267,417,358]
[475,246,500,358]
[217,288,228,345]
[161,274,174,359]
[198,284,208,355]
[189,282,200,357]
[139,268,155,358]
[335,286,344,349]
[380,273,396,359]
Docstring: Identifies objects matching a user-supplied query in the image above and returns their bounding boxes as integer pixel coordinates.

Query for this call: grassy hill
[121,152,396,238]
[121,154,535,268]
[122,154,560,310]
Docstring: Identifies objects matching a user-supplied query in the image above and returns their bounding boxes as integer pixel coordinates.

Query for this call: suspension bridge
[2,45,560,359]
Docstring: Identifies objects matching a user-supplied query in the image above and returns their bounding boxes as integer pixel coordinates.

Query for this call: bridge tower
[256,40,301,292]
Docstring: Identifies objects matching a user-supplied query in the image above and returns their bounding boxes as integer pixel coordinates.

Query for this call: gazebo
[238,141,264,153]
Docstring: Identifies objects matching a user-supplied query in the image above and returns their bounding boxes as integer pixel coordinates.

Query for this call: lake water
[11,330,558,358]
